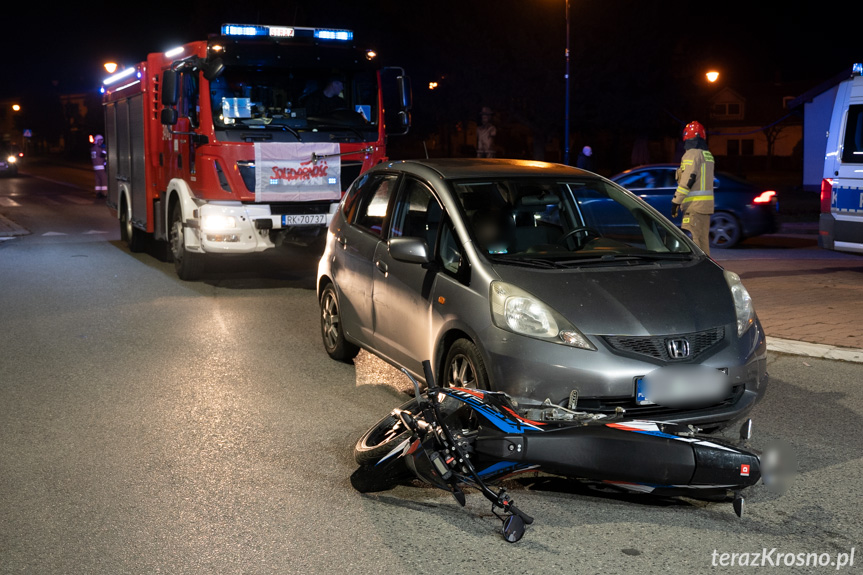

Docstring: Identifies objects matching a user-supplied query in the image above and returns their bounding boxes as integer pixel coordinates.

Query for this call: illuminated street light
[12,104,20,112]
[706,70,720,83]
[104,62,118,74]
[428,81,439,90]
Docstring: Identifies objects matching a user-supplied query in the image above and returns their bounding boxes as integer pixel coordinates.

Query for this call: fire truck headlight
[7,155,16,164]
[201,214,237,231]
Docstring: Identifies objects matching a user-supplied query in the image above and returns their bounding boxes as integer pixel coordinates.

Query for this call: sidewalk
[717,241,863,363]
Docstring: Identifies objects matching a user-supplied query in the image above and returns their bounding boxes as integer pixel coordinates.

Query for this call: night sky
[2,1,859,154]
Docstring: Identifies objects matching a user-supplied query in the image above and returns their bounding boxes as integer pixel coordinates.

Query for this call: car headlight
[724,270,755,336]
[490,281,596,350]
[7,155,16,164]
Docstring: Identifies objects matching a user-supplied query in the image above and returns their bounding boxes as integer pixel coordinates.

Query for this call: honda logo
[666,338,691,359]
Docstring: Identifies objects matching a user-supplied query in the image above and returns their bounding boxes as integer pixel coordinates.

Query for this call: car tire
[320,283,360,362]
[169,201,204,281]
[710,212,742,249]
[444,338,490,390]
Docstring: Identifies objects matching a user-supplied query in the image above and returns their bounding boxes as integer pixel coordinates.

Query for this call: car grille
[603,326,725,362]
[576,384,745,418]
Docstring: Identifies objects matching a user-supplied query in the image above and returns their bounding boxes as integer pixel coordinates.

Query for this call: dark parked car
[611,164,778,248]
[317,159,768,430]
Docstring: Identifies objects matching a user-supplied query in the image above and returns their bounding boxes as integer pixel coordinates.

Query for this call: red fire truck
[102,24,411,280]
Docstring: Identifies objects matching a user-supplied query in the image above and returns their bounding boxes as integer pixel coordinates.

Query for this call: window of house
[727,140,739,156]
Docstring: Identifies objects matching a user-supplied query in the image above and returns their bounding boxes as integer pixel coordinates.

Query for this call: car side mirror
[389,237,430,264]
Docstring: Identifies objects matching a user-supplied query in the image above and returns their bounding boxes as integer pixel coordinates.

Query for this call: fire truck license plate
[282,214,327,226]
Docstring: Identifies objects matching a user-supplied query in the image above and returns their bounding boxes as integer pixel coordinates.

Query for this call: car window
[439,218,468,282]
[389,177,442,252]
[352,174,399,237]
[620,169,678,189]
[842,104,863,164]
[450,177,692,266]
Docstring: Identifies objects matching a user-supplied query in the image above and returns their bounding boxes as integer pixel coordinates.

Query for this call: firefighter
[671,121,714,254]
[91,135,107,198]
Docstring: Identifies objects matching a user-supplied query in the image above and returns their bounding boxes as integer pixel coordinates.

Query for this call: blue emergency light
[220,24,353,42]
[314,29,353,41]
[853,63,863,76]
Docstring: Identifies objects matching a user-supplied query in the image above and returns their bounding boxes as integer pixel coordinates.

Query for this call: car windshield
[451,177,694,266]
[210,65,378,137]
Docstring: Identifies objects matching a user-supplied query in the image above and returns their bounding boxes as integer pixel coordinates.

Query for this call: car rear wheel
[710,212,742,248]
[320,283,360,362]
[444,339,490,390]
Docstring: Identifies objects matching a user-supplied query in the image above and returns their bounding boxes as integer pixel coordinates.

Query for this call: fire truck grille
[602,326,726,362]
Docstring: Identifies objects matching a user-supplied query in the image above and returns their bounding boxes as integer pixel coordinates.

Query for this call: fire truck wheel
[120,200,147,253]
[170,202,204,281]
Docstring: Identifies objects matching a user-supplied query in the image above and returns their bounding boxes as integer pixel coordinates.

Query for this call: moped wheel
[354,398,421,465]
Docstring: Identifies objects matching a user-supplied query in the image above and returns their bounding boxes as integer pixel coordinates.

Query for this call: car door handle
[336,235,347,246]
[375,260,388,274]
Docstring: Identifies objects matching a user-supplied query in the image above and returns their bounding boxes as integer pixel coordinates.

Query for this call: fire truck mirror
[161,108,179,126]
[398,76,413,111]
[162,70,179,107]
[203,58,225,82]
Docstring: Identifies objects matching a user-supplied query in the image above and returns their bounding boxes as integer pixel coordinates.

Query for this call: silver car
[317,159,767,429]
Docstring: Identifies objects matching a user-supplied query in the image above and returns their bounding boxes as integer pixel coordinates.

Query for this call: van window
[841,105,863,164]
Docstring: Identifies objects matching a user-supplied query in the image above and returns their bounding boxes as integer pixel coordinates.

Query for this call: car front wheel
[444,339,490,390]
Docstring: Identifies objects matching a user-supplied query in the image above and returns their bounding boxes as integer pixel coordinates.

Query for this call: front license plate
[635,377,654,405]
[282,214,327,226]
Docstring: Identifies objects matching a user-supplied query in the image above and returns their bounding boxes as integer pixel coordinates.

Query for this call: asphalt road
[1,165,861,574]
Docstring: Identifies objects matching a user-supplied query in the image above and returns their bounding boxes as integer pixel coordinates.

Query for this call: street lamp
[564,0,571,165]
[706,70,720,83]
[104,62,118,74]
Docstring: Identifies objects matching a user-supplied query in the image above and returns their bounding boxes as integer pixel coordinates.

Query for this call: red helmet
[682,121,706,141]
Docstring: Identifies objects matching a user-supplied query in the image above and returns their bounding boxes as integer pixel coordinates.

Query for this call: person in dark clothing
[576,145,594,171]
[305,77,347,117]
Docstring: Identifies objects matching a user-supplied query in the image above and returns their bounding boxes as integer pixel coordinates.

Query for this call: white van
[821,63,863,254]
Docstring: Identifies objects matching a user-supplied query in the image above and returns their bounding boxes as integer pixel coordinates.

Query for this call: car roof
[380,158,593,180]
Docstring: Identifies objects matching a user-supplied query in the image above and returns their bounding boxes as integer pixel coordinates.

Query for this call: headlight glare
[201,214,237,231]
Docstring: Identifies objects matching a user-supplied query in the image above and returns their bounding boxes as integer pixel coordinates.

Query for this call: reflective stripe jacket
[91,144,106,169]
[673,148,714,214]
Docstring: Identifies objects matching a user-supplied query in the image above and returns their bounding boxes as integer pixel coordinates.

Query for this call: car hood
[491,259,735,336]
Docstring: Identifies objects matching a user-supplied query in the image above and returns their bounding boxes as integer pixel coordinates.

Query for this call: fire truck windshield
[210,65,379,142]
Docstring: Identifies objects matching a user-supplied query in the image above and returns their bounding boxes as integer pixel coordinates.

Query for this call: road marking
[0,197,20,207]
[768,337,863,363]
[42,232,68,236]
[83,230,109,235]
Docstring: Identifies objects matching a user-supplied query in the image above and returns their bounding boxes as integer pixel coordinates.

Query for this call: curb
[767,337,863,363]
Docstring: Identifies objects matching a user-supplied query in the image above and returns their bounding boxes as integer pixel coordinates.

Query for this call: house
[704,83,804,177]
